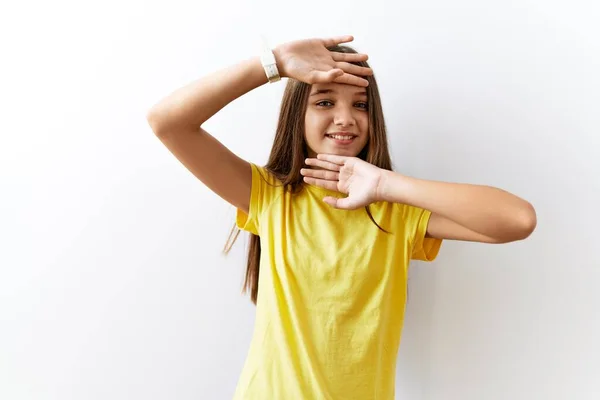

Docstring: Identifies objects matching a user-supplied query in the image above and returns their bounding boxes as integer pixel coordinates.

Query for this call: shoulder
[246,163,288,210]
[387,202,433,242]
[391,201,428,219]
[250,163,284,188]
[368,200,422,219]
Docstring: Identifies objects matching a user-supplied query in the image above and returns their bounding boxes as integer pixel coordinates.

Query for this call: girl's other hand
[273,36,373,87]
[300,154,388,209]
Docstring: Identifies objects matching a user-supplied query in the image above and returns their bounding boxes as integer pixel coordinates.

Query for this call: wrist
[272,46,287,78]
[379,170,411,203]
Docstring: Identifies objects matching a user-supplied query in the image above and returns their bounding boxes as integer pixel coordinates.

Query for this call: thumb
[323,196,355,209]
[314,68,343,83]
[328,68,344,80]
[323,196,339,208]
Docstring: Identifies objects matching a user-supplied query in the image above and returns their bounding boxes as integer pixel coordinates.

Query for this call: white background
[1,0,598,399]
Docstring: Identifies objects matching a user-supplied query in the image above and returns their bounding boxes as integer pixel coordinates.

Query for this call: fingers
[323,196,357,210]
[321,35,354,47]
[335,62,373,77]
[332,61,373,87]
[329,69,344,79]
[304,158,341,171]
[301,157,343,188]
[316,69,370,87]
[331,52,369,63]
[313,69,343,84]
[323,196,339,208]
[330,62,373,88]
[300,168,339,182]
[316,154,348,165]
[302,176,339,191]
[334,73,370,87]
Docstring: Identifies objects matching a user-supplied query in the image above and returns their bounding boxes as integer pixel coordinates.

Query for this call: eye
[316,100,333,107]
[315,100,369,110]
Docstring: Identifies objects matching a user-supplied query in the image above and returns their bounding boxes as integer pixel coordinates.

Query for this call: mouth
[325,133,358,145]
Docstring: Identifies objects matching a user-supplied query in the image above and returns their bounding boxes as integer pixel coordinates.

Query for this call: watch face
[261,50,276,64]
[265,64,280,82]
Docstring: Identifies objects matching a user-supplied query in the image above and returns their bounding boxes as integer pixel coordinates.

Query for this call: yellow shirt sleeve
[235,163,280,236]
[396,203,443,261]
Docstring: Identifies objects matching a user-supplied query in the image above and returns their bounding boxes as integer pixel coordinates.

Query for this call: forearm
[380,171,537,241]
[147,56,269,132]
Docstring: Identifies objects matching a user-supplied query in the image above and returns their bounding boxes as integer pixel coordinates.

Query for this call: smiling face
[303,82,370,158]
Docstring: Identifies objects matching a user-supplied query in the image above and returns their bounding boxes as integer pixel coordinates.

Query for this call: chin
[322,142,366,157]
[332,148,361,157]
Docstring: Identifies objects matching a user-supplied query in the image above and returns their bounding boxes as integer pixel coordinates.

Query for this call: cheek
[359,116,370,143]
[359,113,369,128]
[304,113,325,139]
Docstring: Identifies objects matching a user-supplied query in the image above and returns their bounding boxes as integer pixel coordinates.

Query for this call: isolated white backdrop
[1,0,598,399]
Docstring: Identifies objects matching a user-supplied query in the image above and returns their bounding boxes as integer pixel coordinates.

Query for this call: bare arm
[146,36,373,213]
[147,56,269,134]
[381,171,537,243]
[146,56,268,213]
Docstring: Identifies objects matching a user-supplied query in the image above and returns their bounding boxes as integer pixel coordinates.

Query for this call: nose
[333,106,356,127]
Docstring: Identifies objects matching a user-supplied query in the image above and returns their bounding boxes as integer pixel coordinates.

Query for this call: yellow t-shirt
[233,163,442,400]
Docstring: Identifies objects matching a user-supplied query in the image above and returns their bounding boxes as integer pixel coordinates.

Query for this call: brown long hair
[223,45,394,304]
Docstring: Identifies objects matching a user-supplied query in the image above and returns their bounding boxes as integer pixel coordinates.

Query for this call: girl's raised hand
[273,35,373,87]
[300,154,387,209]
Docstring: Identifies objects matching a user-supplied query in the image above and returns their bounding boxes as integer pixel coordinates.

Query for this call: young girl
[147,35,536,400]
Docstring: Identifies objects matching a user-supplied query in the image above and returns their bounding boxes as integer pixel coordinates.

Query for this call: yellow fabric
[233,163,442,400]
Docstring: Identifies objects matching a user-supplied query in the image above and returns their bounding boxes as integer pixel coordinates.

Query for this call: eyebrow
[309,89,368,97]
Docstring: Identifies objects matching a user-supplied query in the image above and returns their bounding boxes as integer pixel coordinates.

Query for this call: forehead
[310,83,367,97]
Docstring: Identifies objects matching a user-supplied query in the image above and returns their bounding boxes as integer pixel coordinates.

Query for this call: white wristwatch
[260,38,281,83]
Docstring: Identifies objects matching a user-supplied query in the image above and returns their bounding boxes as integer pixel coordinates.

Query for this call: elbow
[494,202,537,244]
[146,108,200,138]
[513,202,537,241]
[146,109,167,137]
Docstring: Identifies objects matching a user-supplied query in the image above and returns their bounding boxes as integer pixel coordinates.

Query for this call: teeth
[328,135,354,140]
